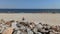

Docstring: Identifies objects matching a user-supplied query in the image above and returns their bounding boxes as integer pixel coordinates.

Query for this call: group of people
[0,18,60,34]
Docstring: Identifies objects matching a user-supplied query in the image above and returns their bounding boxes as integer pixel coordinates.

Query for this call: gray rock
[33,27,38,33]
[36,24,43,29]
[37,32,42,34]
[16,30,21,34]
[27,28,33,34]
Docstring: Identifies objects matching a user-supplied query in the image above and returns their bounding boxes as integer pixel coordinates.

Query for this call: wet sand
[0,13,60,25]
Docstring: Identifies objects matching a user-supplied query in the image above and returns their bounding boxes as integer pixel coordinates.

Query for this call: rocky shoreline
[0,18,60,34]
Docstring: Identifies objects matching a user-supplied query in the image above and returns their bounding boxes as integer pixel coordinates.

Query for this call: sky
[0,0,60,9]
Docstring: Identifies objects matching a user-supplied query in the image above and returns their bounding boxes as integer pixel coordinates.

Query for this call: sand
[0,13,60,25]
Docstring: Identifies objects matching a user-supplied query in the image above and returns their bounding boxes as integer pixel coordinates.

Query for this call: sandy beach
[0,13,59,25]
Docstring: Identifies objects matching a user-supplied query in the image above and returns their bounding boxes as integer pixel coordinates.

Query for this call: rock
[12,30,17,34]
[36,24,43,29]
[50,32,55,34]
[33,27,38,33]
[17,30,21,34]
[11,22,18,30]
[0,24,9,33]
[2,27,13,34]
[27,30,33,34]
[20,25,26,30]
[37,32,42,34]
[27,28,33,34]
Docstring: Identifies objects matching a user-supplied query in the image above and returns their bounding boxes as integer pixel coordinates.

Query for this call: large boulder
[2,27,13,34]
